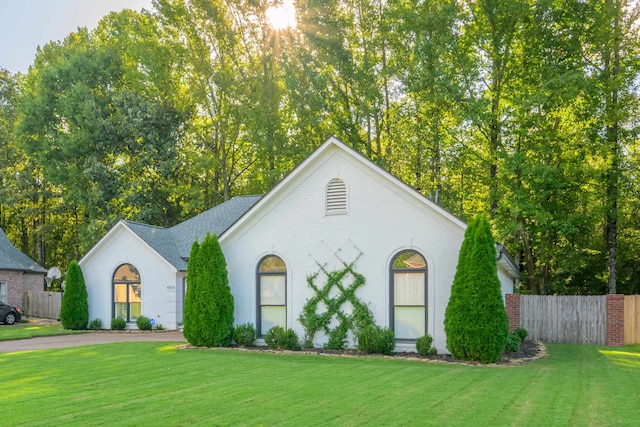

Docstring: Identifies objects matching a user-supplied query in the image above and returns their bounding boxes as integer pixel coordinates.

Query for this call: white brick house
[80,137,519,352]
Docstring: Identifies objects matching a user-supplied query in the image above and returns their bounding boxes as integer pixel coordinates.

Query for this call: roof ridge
[123,219,167,230]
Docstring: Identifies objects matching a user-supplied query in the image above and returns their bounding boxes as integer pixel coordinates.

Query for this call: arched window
[113,263,141,322]
[257,255,286,336]
[326,178,347,215]
[390,250,427,340]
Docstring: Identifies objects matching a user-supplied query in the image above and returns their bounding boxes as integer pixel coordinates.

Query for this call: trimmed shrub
[513,328,529,342]
[183,234,235,347]
[416,334,438,357]
[356,325,395,355]
[111,317,126,330]
[136,315,152,331]
[156,324,165,331]
[444,215,510,363]
[60,261,89,330]
[234,323,257,347]
[505,333,522,353]
[89,318,102,330]
[325,321,349,350]
[264,326,301,351]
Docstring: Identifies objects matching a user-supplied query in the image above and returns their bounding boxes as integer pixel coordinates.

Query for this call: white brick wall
[221,147,466,352]
[80,223,181,330]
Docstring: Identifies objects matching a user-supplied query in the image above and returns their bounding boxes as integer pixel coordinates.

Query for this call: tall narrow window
[257,255,286,336]
[390,251,427,340]
[0,282,7,304]
[113,263,141,322]
[326,178,347,215]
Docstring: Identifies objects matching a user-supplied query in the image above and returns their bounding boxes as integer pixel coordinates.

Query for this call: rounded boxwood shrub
[416,333,438,357]
[234,323,257,347]
[356,324,395,355]
[513,327,528,342]
[504,333,522,353]
[136,315,152,331]
[111,317,126,330]
[89,318,102,330]
[264,326,301,351]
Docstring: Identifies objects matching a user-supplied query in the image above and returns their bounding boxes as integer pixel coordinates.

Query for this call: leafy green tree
[60,261,89,330]
[183,234,234,347]
[444,215,509,363]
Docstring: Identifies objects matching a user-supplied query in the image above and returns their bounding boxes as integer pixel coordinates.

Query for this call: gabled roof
[221,136,468,241]
[171,195,263,257]
[119,195,262,271]
[0,228,47,274]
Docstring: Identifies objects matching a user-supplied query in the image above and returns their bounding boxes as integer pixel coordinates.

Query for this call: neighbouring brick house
[0,228,47,308]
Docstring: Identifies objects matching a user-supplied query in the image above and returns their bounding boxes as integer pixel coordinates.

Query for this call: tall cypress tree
[183,234,234,347]
[444,215,509,363]
[60,261,89,330]
[208,233,234,346]
[183,240,200,345]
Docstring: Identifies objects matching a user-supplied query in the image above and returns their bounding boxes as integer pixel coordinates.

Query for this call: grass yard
[1,342,639,426]
[0,323,85,341]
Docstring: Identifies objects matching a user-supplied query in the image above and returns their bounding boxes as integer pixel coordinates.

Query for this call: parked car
[0,302,22,325]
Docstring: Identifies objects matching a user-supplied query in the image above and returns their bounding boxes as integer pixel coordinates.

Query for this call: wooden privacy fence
[21,290,61,319]
[624,296,640,345]
[520,295,607,345]
[507,294,640,346]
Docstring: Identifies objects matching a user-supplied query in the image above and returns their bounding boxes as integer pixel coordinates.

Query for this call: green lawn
[0,323,86,340]
[1,342,639,426]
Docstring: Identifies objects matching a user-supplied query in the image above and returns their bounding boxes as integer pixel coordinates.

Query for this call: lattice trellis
[299,240,373,349]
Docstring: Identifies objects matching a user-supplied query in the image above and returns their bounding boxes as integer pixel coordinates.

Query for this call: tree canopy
[1,0,639,295]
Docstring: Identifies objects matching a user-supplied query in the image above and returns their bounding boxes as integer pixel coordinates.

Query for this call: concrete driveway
[0,320,185,353]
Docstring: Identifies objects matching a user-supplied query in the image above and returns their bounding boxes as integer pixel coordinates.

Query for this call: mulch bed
[180,339,547,366]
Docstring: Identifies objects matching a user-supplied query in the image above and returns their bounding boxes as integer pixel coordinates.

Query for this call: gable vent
[326,178,347,215]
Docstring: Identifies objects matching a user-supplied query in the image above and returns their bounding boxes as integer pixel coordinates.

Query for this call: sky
[0,0,153,74]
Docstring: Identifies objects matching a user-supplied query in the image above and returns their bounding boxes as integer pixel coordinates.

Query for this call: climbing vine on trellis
[299,256,374,349]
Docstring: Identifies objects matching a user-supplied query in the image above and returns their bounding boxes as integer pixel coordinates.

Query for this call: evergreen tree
[59,261,89,330]
[183,234,234,347]
[444,215,509,363]
[183,240,200,345]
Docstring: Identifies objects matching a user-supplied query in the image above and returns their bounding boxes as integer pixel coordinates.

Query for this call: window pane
[130,284,142,303]
[114,284,127,303]
[259,256,286,272]
[394,273,425,305]
[114,263,140,282]
[392,251,426,269]
[130,303,141,321]
[115,303,127,319]
[394,307,425,339]
[260,276,285,305]
[261,306,286,335]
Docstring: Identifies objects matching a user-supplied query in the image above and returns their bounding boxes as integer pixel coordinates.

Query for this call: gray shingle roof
[124,195,262,271]
[0,228,47,274]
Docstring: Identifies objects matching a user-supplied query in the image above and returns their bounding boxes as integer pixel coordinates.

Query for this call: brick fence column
[606,294,625,346]
[505,293,521,332]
